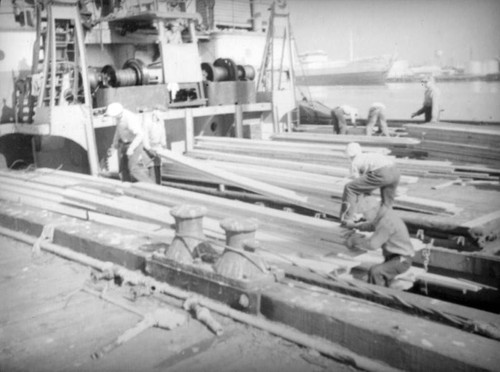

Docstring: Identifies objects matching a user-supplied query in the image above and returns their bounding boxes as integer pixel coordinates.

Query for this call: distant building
[482,60,499,75]
[410,65,442,77]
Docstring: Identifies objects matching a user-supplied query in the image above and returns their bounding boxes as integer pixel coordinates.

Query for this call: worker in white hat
[411,75,441,122]
[107,102,153,183]
[340,142,400,225]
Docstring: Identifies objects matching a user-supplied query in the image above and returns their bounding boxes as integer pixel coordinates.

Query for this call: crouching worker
[344,197,414,287]
[366,102,390,136]
[340,142,400,225]
[331,105,358,135]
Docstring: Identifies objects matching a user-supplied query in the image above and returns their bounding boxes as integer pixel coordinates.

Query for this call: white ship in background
[295,49,394,86]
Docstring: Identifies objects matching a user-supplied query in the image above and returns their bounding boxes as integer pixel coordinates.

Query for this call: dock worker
[411,75,441,123]
[365,102,390,136]
[141,105,168,184]
[331,105,358,135]
[107,102,153,183]
[344,196,414,287]
[340,142,400,225]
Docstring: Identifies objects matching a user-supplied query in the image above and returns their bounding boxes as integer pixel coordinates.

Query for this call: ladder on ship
[25,1,99,175]
[256,0,299,131]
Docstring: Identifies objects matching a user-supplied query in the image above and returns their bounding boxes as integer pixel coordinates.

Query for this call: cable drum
[114,69,138,87]
[201,62,229,82]
[101,65,118,87]
[101,59,163,87]
[202,59,255,82]
[237,65,256,81]
[213,58,238,81]
[122,59,147,85]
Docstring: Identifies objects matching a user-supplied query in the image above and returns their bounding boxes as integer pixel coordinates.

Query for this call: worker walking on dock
[340,142,400,225]
[107,102,153,183]
[411,76,441,123]
[344,197,414,287]
[365,102,390,136]
[141,105,168,184]
[331,105,358,134]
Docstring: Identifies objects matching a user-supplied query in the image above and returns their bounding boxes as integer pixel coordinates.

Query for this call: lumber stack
[0,168,356,272]
[270,132,420,157]
[171,153,461,216]
[0,168,496,300]
[194,136,500,181]
[405,123,500,167]
[194,136,389,166]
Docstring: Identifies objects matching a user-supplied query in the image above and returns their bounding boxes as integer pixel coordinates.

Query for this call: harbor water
[300,81,500,122]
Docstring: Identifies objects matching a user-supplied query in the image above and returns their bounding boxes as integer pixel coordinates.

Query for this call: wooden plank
[162,159,459,216]
[270,132,421,146]
[187,149,419,184]
[195,135,390,154]
[156,148,338,217]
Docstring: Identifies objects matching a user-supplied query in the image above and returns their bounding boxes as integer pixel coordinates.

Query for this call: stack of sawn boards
[180,136,500,250]
[180,136,460,217]
[0,168,490,296]
[404,123,500,168]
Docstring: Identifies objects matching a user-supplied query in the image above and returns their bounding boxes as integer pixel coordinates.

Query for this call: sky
[286,0,500,66]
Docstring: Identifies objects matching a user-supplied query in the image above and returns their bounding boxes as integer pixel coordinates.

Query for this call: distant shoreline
[387,73,500,83]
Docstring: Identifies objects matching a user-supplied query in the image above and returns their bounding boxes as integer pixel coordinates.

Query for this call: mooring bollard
[219,218,259,249]
[165,204,208,264]
[215,218,269,280]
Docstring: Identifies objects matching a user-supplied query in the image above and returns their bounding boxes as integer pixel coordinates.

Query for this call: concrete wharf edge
[0,201,498,372]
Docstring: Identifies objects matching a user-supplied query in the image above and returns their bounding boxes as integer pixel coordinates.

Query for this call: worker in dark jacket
[340,142,400,224]
[331,105,358,134]
[411,76,441,122]
[344,197,414,287]
[107,102,153,183]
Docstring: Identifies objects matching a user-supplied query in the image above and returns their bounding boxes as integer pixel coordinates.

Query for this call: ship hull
[295,70,389,86]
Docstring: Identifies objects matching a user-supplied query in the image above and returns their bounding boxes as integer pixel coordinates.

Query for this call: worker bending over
[411,76,441,122]
[365,102,390,136]
[344,197,414,287]
[107,102,153,183]
[141,105,168,184]
[340,142,400,225]
[331,105,358,135]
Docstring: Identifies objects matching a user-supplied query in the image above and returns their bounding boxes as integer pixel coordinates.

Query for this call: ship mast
[349,30,354,62]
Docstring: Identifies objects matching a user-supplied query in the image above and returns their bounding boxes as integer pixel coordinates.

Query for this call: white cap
[106,102,124,117]
[345,142,362,158]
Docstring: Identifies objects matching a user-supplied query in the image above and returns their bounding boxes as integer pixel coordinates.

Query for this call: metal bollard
[165,204,208,264]
[215,218,269,280]
[219,218,259,249]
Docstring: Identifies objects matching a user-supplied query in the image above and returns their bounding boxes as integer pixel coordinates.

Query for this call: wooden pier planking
[1,169,498,291]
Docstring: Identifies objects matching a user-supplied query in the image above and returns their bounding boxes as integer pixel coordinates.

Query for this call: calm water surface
[301,81,500,122]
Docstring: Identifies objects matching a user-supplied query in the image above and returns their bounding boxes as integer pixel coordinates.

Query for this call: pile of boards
[0,168,494,298]
[265,131,500,181]
[404,123,500,168]
[184,136,461,217]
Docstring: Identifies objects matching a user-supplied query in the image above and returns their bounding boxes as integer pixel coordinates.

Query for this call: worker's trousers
[368,254,411,287]
[366,106,389,136]
[331,107,347,135]
[144,149,162,184]
[340,166,400,221]
[118,142,153,183]
[423,106,433,122]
